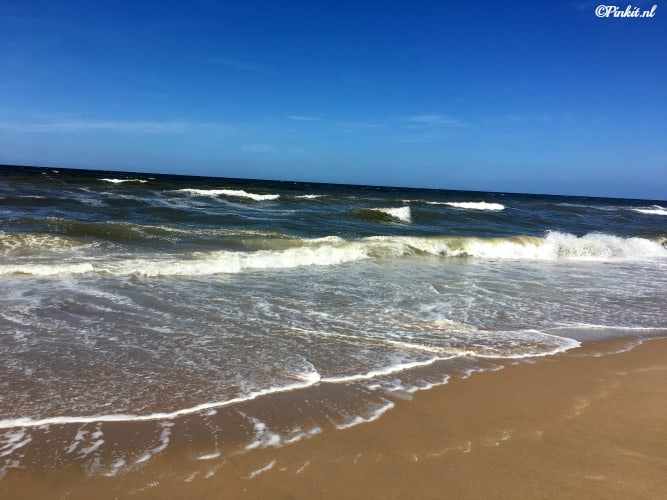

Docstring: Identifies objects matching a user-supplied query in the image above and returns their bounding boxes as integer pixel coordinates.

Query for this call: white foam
[0,429,32,458]
[334,400,395,430]
[371,206,412,222]
[378,375,452,396]
[295,194,322,199]
[433,201,505,211]
[0,262,94,276]
[134,422,172,464]
[288,327,444,354]
[109,241,369,277]
[474,332,581,359]
[177,188,279,201]
[196,451,221,461]
[244,417,283,450]
[553,323,667,331]
[284,426,322,444]
[103,458,127,477]
[295,460,310,474]
[632,205,667,216]
[79,431,104,457]
[391,232,667,261]
[0,370,321,429]
[151,421,173,454]
[247,459,276,479]
[3,233,664,277]
[542,232,666,260]
[101,178,147,184]
[66,428,89,454]
[0,233,92,253]
[322,357,443,384]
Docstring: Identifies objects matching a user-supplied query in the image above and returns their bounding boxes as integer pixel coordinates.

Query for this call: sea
[1,165,666,479]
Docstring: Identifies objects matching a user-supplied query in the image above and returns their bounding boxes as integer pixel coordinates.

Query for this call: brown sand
[2,338,667,499]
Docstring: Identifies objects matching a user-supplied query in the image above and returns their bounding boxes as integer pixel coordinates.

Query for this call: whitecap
[437,201,505,211]
[176,188,279,201]
[632,205,667,216]
[101,178,147,184]
[371,206,412,222]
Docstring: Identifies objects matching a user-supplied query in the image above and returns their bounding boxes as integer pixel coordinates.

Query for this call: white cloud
[333,120,383,130]
[0,120,232,134]
[241,143,274,153]
[406,114,469,128]
[286,115,318,121]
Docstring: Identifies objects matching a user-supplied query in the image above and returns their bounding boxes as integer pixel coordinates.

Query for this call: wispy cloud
[241,143,274,153]
[333,120,384,130]
[286,115,318,122]
[394,113,471,143]
[285,115,383,130]
[483,113,555,125]
[0,119,232,134]
[406,114,469,128]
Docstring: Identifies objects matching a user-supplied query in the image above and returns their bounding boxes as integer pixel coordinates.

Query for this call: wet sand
[2,337,667,499]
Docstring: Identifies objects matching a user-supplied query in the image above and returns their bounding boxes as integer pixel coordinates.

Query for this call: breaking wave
[370,206,412,223]
[1,232,664,277]
[101,178,147,184]
[432,201,505,211]
[632,205,667,216]
[355,206,412,223]
[176,188,280,201]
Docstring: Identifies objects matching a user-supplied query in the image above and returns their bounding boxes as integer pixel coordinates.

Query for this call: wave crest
[632,205,667,216]
[1,232,664,277]
[429,201,505,211]
[176,188,280,201]
[371,206,412,223]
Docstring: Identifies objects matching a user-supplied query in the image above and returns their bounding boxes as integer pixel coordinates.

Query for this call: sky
[0,1,665,199]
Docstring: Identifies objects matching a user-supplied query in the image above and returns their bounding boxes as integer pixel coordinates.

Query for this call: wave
[632,205,667,216]
[394,232,666,261]
[295,194,323,199]
[0,328,580,431]
[371,206,412,223]
[176,188,280,201]
[101,178,147,184]
[430,201,505,211]
[0,369,323,429]
[0,232,94,254]
[0,225,302,252]
[355,206,412,223]
[1,232,664,277]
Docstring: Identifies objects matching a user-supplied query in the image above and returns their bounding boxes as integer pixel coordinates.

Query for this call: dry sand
[2,337,666,499]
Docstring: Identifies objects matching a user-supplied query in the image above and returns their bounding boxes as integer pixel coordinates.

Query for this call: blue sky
[1,1,665,198]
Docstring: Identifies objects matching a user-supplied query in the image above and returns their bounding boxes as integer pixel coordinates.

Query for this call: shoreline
[2,336,666,498]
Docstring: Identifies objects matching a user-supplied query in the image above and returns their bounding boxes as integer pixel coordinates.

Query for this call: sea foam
[176,188,280,201]
[1,233,664,277]
[370,206,412,222]
[429,201,505,211]
[0,369,322,429]
[632,205,667,216]
[101,178,147,184]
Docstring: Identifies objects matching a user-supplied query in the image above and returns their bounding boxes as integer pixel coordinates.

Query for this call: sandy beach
[2,336,666,499]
